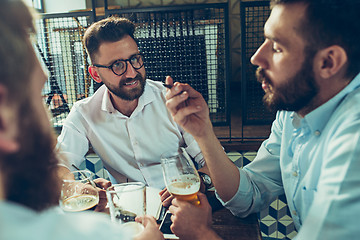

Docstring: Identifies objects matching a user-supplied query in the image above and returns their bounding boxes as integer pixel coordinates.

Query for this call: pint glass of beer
[161,148,201,206]
[106,182,146,237]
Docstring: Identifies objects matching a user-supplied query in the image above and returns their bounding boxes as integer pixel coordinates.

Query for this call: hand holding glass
[60,170,99,212]
[161,148,201,206]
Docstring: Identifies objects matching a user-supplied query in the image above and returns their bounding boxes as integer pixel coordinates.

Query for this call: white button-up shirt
[219,73,360,240]
[57,80,204,189]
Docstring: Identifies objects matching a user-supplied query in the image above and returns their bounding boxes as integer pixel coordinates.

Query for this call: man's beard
[256,53,319,112]
[2,103,61,211]
[107,73,146,101]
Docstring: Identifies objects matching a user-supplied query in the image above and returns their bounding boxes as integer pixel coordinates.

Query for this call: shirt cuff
[215,167,254,217]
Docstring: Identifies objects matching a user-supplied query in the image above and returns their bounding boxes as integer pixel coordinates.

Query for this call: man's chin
[263,93,282,112]
[117,88,144,101]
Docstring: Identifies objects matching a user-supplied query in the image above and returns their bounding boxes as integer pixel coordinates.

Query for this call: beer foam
[121,222,144,237]
[169,181,200,195]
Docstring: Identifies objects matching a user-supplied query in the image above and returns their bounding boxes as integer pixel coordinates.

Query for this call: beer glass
[60,170,99,212]
[106,182,146,236]
[161,148,201,206]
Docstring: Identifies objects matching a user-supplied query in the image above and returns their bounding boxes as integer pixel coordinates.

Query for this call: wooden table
[212,208,262,240]
[205,191,262,240]
[164,207,262,240]
[161,191,262,240]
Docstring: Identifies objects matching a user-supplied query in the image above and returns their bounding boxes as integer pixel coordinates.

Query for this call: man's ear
[0,85,19,154]
[88,66,102,83]
[316,45,348,79]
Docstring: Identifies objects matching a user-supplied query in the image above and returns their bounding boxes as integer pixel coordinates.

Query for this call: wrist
[194,126,217,146]
[198,172,213,192]
[196,225,220,240]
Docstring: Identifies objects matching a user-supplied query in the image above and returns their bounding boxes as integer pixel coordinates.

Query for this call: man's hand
[93,178,111,212]
[165,76,212,139]
[168,192,217,240]
[134,215,164,240]
[159,187,174,208]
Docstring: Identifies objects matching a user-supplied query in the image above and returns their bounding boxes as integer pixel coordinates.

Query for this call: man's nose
[250,40,269,69]
[123,61,137,78]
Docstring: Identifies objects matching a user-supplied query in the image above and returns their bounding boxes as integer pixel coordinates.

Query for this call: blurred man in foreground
[0,1,163,239]
[165,0,360,239]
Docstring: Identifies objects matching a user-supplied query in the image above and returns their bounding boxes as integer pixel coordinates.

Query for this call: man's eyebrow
[262,22,279,43]
[263,29,288,48]
[109,52,140,64]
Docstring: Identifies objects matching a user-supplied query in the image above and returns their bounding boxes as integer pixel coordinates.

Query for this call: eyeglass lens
[112,55,143,75]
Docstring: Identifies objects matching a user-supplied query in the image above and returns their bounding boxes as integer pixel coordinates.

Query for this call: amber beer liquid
[62,194,99,212]
[168,174,201,206]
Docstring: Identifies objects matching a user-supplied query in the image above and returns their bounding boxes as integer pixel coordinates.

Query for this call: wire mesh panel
[35,4,229,130]
[106,4,230,125]
[36,12,94,130]
[241,1,275,125]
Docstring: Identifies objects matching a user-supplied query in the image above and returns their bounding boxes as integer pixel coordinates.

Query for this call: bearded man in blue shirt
[164,0,360,239]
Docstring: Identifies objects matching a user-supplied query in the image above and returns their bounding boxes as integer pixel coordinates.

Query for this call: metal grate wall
[241,1,275,125]
[36,3,230,131]
[105,3,230,125]
[36,12,94,130]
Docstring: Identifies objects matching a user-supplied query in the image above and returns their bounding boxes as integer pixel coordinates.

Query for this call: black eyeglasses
[93,54,144,76]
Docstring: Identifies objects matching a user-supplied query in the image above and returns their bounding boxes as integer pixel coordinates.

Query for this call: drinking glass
[106,182,146,236]
[59,170,99,212]
[161,148,201,206]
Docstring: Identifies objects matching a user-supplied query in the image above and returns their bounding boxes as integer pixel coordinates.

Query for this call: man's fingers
[172,103,202,123]
[162,195,174,207]
[165,92,187,115]
[159,188,167,195]
[165,76,174,87]
[165,81,191,100]
[197,192,208,202]
[94,178,112,189]
[159,189,171,200]
[139,215,158,227]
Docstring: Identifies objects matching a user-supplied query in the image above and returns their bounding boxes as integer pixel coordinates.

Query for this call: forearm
[194,125,240,202]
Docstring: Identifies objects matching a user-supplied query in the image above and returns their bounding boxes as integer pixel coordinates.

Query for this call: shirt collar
[296,72,360,134]
[101,80,156,116]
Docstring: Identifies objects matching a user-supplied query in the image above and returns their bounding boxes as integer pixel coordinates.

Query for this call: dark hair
[0,0,35,102]
[271,0,360,79]
[83,16,136,63]
[0,0,61,212]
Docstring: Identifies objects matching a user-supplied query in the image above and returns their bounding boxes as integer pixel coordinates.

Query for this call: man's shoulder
[72,85,106,110]
[143,79,167,102]
[146,79,165,92]
[272,110,293,125]
[332,86,360,121]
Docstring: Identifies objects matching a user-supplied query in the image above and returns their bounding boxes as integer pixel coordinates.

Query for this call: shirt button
[292,210,297,216]
[314,130,321,136]
[292,171,298,177]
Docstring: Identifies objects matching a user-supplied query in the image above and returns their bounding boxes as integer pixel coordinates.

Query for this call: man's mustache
[256,67,270,85]
[122,74,143,84]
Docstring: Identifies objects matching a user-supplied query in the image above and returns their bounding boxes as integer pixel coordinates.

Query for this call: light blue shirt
[220,73,360,240]
[0,201,130,240]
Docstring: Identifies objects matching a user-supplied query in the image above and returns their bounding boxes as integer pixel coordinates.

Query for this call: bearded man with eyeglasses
[56,17,208,210]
